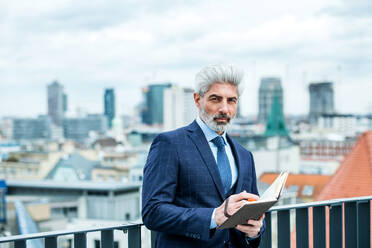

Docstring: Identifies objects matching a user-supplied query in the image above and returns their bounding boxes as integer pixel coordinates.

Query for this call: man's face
[194,82,238,134]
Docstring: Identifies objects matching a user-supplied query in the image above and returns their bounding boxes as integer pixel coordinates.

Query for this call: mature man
[142,64,264,247]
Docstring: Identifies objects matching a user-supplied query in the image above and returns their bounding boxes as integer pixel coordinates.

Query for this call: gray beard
[199,108,234,133]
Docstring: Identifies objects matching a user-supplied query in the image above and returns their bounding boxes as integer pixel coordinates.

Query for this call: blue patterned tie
[212,136,232,194]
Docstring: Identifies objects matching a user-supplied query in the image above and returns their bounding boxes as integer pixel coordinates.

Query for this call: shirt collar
[196,116,227,144]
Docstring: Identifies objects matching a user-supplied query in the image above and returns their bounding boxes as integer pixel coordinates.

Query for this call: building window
[287,185,299,195]
[302,185,314,196]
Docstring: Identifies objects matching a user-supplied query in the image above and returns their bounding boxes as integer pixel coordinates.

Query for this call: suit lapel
[187,121,225,200]
[226,134,244,194]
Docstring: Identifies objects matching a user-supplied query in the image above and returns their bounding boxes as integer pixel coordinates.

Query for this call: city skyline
[1,0,372,117]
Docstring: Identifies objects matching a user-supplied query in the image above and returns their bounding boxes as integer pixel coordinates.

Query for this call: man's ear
[194,92,201,109]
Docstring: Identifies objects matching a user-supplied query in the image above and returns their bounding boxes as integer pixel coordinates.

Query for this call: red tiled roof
[259,173,331,199]
[316,131,372,201]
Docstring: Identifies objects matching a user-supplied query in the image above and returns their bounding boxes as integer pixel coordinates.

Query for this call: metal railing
[0,222,152,248]
[0,196,370,248]
[261,195,371,248]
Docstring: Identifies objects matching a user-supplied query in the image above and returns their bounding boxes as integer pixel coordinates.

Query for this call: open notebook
[218,171,289,229]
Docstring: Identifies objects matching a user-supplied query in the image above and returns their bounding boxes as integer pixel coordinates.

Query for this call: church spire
[264,92,289,137]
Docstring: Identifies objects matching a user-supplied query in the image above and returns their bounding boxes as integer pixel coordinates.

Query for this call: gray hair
[195,64,244,96]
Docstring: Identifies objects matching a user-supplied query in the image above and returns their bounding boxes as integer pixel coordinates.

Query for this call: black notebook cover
[217,199,278,229]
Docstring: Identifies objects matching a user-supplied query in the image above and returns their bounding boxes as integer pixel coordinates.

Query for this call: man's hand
[236,214,264,238]
[214,191,259,226]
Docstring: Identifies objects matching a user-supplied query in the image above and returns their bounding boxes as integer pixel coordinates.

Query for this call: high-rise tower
[47,81,65,126]
[308,82,334,125]
[104,88,116,129]
[141,83,172,125]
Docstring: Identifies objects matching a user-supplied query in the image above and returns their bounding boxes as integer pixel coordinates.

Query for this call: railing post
[128,226,141,248]
[344,201,357,247]
[45,236,57,248]
[14,240,26,248]
[329,204,342,248]
[357,200,371,248]
[296,207,309,248]
[277,210,290,248]
[313,206,326,248]
[261,211,271,248]
[151,231,157,248]
[74,232,87,248]
[101,230,114,248]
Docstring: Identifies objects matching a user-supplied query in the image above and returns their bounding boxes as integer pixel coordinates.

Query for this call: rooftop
[260,173,331,200]
[45,152,101,181]
[316,130,372,200]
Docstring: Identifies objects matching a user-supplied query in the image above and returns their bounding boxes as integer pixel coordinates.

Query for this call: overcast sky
[1,0,371,118]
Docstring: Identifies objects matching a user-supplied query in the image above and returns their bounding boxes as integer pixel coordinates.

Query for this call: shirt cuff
[210,208,217,229]
[245,233,260,243]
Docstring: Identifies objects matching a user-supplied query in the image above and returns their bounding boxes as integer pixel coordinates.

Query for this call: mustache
[213,114,231,122]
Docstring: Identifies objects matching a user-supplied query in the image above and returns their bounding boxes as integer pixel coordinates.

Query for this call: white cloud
[1,0,372,117]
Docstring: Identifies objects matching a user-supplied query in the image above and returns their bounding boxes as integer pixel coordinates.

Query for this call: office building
[141,83,172,125]
[318,113,372,136]
[63,114,107,141]
[163,86,197,130]
[12,116,52,140]
[258,77,283,124]
[7,180,141,222]
[0,118,13,140]
[308,82,334,125]
[235,134,300,177]
[47,81,66,126]
[139,91,150,125]
[63,93,68,113]
[104,88,116,129]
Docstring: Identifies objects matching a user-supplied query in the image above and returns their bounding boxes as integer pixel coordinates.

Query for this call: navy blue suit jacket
[142,121,262,248]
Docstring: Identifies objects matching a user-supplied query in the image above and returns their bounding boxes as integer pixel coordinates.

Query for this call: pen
[241,191,258,202]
